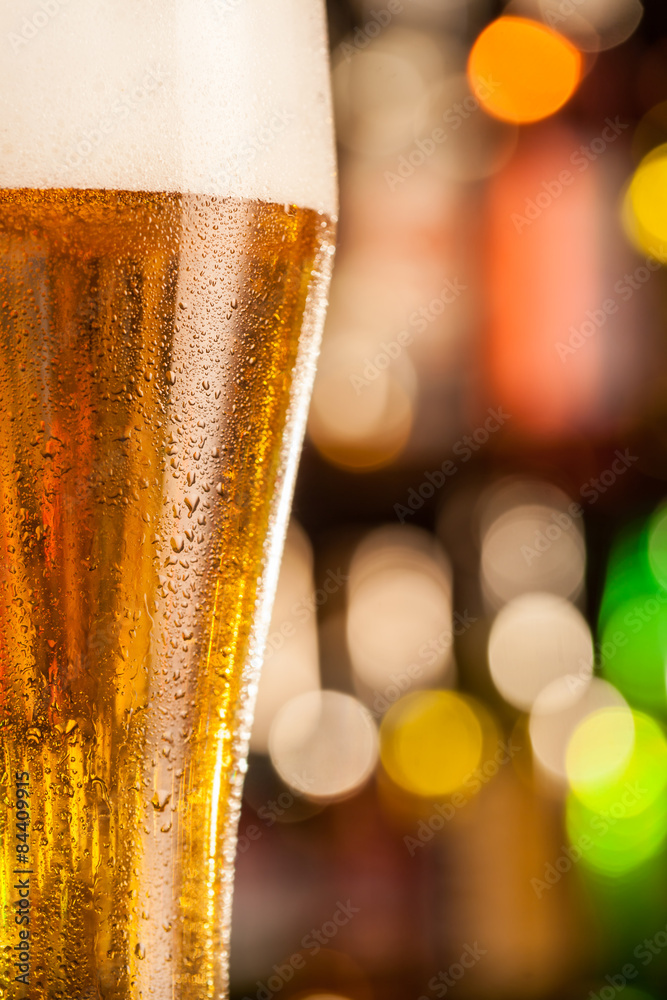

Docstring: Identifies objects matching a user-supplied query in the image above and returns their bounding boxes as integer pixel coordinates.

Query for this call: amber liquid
[0,189,335,999]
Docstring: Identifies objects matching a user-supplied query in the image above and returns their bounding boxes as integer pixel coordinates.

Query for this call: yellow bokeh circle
[380,690,490,798]
[624,144,667,262]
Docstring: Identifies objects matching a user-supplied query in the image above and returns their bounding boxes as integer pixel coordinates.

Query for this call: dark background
[230,2,667,997]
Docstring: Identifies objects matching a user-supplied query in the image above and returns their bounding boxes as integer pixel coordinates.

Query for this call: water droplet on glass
[151,790,171,812]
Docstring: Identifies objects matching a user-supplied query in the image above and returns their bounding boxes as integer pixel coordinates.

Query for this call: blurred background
[230,1,667,997]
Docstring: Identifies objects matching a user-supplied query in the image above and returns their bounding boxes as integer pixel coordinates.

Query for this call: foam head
[0,0,337,215]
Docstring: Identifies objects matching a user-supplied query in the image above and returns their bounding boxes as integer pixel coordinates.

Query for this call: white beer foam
[0,0,337,216]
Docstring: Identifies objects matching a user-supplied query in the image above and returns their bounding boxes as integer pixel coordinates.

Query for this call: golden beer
[0,188,335,998]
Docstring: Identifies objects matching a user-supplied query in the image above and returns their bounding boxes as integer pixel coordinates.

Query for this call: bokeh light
[347,525,453,699]
[566,790,667,876]
[565,707,637,807]
[252,521,320,753]
[596,517,667,713]
[308,328,415,471]
[537,0,644,52]
[379,690,496,798]
[599,597,667,713]
[598,519,657,630]
[569,710,667,812]
[486,121,618,435]
[624,143,667,262]
[530,677,630,786]
[418,73,519,182]
[566,711,667,876]
[479,477,586,609]
[467,16,581,123]
[488,593,594,711]
[268,691,379,802]
[333,32,434,157]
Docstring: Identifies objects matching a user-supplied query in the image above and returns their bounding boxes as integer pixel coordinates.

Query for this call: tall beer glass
[0,3,336,996]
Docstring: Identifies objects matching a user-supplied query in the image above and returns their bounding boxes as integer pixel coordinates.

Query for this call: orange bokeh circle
[468,16,582,124]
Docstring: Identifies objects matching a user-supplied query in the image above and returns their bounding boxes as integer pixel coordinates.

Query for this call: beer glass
[0,2,336,997]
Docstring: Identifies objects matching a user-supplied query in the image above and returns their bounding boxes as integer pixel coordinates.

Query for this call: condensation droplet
[151,790,171,812]
[184,495,199,515]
